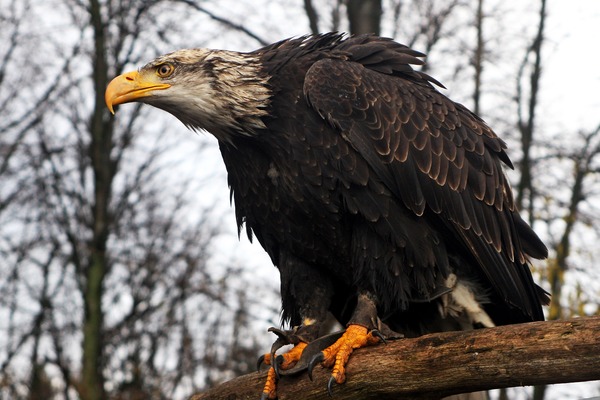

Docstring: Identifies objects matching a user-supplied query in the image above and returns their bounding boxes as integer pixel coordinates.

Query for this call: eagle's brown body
[220,34,547,332]
[106,33,548,397]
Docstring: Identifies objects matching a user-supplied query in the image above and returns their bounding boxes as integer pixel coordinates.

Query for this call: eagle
[105,33,548,399]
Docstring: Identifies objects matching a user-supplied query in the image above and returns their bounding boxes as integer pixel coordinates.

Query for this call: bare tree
[388,0,467,70]
[546,126,600,320]
[347,0,382,35]
[304,0,321,34]
[515,0,546,218]
[471,0,484,115]
[3,2,599,400]
[531,124,600,400]
[0,1,272,399]
[0,1,78,397]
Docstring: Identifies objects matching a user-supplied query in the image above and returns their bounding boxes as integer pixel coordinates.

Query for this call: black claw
[268,327,291,355]
[371,329,387,344]
[327,376,337,397]
[257,354,266,371]
[267,326,287,338]
[259,393,270,400]
[268,326,299,345]
[307,352,324,381]
[269,340,287,356]
[273,354,285,379]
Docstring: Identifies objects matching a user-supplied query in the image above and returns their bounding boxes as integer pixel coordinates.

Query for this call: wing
[303,38,547,320]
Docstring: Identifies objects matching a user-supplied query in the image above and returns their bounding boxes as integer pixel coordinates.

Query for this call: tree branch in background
[516,0,547,217]
[546,125,600,323]
[190,317,600,400]
[388,0,466,73]
[347,0,382,36]
[472,0,484,116]
[174,0,269,46]
[304,0,320,35]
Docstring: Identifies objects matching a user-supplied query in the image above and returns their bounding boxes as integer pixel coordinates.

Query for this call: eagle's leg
[258,322,318,399]
[258,321,325,399]
[259,335,308,400]
[259,255,334,399]
[258,324,317,376]
[307,293,396,394]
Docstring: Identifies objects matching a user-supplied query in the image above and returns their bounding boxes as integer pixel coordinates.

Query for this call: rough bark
[189,316,600,400]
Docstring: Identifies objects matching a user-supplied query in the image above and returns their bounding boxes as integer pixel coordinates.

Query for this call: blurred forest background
[0,0,599,399]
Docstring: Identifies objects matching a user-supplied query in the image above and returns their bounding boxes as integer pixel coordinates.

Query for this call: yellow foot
[260,342,307,399]
[308,324,383,394]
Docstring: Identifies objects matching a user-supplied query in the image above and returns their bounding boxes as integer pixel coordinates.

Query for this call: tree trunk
[304,0,320,34]
[547,163,584,322]
[347,0,382,35]
[516,0,547,216]
[472,0,484,116]
[81,0,114,399]
[189,317,600,400]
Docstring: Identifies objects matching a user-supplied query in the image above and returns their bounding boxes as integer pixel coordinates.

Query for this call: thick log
[189,316,600,400]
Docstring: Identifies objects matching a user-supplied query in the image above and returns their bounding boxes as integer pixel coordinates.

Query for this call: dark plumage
[106,33,548,395]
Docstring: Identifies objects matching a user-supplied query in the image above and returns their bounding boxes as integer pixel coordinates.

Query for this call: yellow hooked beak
[105,70,171,114]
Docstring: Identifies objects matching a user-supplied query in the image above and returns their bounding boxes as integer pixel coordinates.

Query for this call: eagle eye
[156,63,174,78]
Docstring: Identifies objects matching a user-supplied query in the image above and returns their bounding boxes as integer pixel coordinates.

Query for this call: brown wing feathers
[303,36,546,318]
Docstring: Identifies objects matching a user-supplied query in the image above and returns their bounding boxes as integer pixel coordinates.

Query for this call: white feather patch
[440,274,495,328]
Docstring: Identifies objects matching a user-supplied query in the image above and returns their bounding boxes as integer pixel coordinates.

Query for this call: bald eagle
[106,33,548,399]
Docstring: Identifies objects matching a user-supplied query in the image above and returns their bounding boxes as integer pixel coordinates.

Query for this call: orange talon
[278,341,307,369]
[261,366,278,399]
[319,324,382,385]
[260,352,273,366]
[260,342,308,399]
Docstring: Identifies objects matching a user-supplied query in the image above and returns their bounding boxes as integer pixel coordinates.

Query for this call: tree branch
[189,316,600,400]
[173,0,269,46]
[304,0,320,35]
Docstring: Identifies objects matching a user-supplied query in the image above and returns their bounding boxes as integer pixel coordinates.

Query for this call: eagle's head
[105,49,271,140]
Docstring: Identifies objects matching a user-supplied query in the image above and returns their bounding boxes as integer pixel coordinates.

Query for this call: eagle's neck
[160,50,272,142]
[206,51,271,141]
